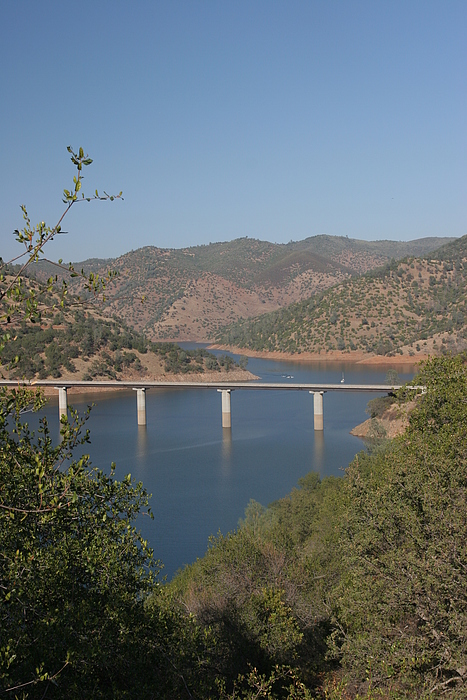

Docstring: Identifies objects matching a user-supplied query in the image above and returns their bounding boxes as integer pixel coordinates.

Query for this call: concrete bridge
[0,379,414,431]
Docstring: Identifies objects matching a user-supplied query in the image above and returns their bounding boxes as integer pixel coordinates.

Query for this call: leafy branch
[0,146,122,337]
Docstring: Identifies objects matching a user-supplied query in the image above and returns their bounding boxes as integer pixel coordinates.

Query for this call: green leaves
[0,389,161,695]
[329,356,467,696]
[1,147,124,367]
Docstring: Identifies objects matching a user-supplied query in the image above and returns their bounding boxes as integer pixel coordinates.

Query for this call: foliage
[330,355,467,697]
[0,147,121,342]
[216,665,312,699]
[0,388,159,696]
[365,395,396,419]
[168,473,345,696]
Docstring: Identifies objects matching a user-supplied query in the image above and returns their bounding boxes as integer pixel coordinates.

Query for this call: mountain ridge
[29,234,457,342]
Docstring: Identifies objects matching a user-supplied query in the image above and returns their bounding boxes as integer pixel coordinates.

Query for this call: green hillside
[216,235,467,356]
[1,309,239,381]
[165,355,467,698]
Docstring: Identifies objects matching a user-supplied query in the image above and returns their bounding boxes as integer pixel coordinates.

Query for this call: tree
[0,150,151,696]
[330,356,467,698]
[0,388,220,698]
[0,151,210,698]
[0,390,162,697]
[1,150,249,699]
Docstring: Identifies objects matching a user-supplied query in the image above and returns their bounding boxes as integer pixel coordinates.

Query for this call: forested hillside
[216,235,467,358]
[31,235,453,342]
[0,268,246,381]
[2,355,466,698]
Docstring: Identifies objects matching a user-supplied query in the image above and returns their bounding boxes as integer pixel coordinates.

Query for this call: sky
[1,0,466,263]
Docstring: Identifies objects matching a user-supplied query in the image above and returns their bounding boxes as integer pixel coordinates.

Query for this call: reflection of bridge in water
[0,380,410,431]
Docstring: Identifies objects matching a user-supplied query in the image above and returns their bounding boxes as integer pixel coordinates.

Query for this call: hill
[0,269,251,383]
[215,235,467,359]
[31,235,454,342]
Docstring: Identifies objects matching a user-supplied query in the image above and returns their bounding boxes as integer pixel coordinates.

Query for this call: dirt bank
[209,345,430,368]
[350,400,417,439]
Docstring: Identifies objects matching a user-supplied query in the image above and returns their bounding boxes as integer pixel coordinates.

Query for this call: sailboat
[340,372,345,383]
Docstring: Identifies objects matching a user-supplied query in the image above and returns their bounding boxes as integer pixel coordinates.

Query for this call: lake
[36,352,416,579]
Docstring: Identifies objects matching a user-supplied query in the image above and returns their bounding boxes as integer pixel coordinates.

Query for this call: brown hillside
[149,269,348,341]
[29,235,453,343]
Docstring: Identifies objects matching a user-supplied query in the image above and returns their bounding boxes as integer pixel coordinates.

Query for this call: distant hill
[215,235,467,359]
[30,235,456,342]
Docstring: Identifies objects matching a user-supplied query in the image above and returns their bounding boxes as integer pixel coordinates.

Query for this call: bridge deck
[0,380,403,392]
[0,380,422,430]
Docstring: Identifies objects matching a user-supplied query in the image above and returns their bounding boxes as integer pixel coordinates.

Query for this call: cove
[37,352,416,579]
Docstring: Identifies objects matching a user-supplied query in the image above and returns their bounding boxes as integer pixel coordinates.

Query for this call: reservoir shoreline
[209,344,429,368]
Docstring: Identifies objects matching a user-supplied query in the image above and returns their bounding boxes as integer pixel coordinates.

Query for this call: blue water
[35,354,415,579]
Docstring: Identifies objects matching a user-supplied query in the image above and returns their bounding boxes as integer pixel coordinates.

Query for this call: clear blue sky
[1,0,465,263]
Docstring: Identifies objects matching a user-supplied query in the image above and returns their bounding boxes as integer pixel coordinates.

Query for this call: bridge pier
[310,391,324,431]
[133,388,147,426]
[218,389,232,428]
[56,387,68,421]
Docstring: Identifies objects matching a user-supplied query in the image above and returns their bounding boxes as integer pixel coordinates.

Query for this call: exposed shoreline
[17,368,260,398]
[208,344,430,368]
[350,399,419,440]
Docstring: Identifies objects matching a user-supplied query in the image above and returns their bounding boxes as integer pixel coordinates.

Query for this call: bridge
[0,379,414,431]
